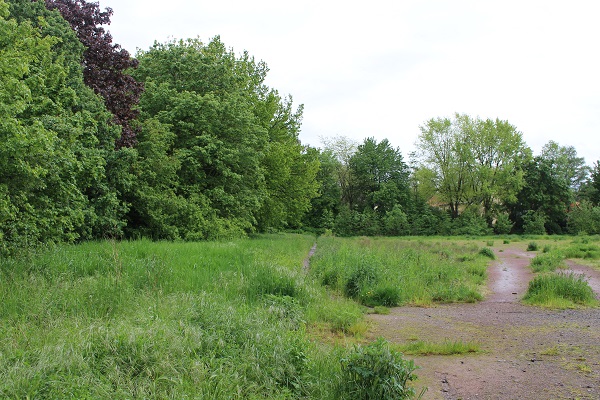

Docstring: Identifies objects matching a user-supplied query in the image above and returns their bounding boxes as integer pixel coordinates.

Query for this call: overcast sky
[108,0,600,164]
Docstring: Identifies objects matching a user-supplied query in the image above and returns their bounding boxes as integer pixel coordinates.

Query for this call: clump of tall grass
[310,237,489,307]
[527,241,539,251]
[478,247,495,259]
[523,272,598,308]
[530,251,565,273]
[562,243,600,260]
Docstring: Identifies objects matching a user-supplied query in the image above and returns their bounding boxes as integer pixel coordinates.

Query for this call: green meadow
[2,234,599,398]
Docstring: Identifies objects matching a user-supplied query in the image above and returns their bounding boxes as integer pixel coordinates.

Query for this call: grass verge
[523,272,598,309]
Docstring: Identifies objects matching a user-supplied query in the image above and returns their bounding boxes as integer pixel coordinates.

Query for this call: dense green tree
[348,137,410,215]
[1,0,125,252]
[508,157,571,234]
[567,200,600,234]
[320,135,358,207]
[131,37,315,238]
[540,140,590,193]
[469,117,529,222]
[302,148,342,231]
[582,161,600,205]
[255,95,319,231]
[416,115,474,218]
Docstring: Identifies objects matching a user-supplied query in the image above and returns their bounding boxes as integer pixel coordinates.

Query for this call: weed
[527,241,539,251]
[478,247,495,260]
[0,234,363,399]
[310,237,488,306]
[540,345,559,356]
[340,338,422,400]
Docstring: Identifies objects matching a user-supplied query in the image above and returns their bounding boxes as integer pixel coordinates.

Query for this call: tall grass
[309,237,490,307]
[529,251,565,273]
[0,234,365,399]
[523,272,598,308]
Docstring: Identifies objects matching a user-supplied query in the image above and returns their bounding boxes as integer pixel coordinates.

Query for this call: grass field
[4,234,596,398]
[0,234,363,399]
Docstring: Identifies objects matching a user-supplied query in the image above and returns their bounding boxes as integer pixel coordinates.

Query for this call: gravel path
[368,243,600,400]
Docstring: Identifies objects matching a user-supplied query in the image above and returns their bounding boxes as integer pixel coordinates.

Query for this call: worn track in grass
[368,243,600,400]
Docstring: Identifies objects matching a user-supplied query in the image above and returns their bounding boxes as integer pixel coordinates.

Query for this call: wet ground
[368,243,600,400]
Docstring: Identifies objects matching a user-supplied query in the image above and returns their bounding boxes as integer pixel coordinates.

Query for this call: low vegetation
[523,272,598,309]
[340,338,424,400]
[309,237,490,307]
[0,234,369,399]
[529,251,565,272]
[395,340,481,356]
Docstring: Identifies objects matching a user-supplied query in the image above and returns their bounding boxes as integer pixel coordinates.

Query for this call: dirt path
[368,243,600,400]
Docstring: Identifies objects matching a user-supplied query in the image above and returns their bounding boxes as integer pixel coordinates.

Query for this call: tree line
[1,0,599,255]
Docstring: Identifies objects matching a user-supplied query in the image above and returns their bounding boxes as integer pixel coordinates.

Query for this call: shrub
[493,213,513,235]
[522,211,547,235]
[527,241,539,251]
[363,285,402,307]
[340,338,421,400]
[478,247,495,260]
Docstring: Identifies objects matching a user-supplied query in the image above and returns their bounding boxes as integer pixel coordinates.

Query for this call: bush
[451,207,491,236]
[527,241,539,251]
[478,247,495,260]
[522,211,547,235]
[340,338,421,400]
[363,285,402,307]
[493,213,513,235]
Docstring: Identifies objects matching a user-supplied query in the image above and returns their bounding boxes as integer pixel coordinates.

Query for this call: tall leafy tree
[539,140,590,193]
[508,157,572,234]
[254,93,319,231]
[469,117,529,222]
[131,37,315,238]
[320,135,358,207]
[416,113,529,221]
[302,147,341,231]
[416,114,476,218]
[591,161,600,205]
[42,0,144,148]
[348,137,410,214]
[1,0,118,252]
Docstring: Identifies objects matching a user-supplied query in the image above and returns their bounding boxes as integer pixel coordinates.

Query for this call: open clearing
[368,242,600,400]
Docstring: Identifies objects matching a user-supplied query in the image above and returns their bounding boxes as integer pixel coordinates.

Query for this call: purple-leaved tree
[43,0,144,148]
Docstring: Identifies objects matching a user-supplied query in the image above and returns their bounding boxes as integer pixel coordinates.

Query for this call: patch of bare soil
[368,243,600,400]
